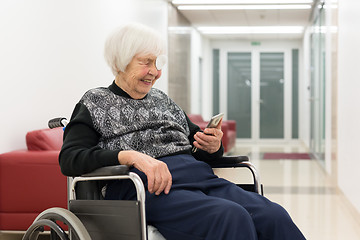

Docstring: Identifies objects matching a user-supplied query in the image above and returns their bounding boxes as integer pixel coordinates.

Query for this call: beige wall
[167,4,192,113]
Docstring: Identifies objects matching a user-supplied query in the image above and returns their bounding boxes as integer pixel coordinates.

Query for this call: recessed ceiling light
[172,0,313,4]
[197,26,304,34]
[178,4,312,10]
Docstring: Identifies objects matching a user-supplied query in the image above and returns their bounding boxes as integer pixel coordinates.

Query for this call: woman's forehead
[135,53,156,60]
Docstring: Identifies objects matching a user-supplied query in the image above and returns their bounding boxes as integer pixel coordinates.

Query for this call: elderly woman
[59,23,305,240]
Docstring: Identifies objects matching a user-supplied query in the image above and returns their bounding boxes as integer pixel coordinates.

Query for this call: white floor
[2,143,360,240]
[229,143,360,240]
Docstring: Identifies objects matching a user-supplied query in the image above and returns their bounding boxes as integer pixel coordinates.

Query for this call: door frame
[218,46,296,143]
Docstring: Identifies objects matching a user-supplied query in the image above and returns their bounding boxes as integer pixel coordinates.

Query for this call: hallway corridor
[229,143,360,240]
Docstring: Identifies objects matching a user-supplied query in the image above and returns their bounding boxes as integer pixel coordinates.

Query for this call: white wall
[301,29,311,149]
[200,37,212,120]
[190,28,202,114]
[189,30,213,120]
[337,0,360,213]
[0,0,168,153]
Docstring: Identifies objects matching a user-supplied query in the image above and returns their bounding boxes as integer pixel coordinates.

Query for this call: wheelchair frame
[22,117,263,240]
[22,158,262,240]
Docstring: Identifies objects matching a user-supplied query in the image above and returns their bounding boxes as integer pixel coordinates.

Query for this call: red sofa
[0,116,235,231]
[0,127,67,231]
[187,114,236,153]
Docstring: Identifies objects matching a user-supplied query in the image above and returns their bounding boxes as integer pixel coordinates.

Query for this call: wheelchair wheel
[22,207,91,240]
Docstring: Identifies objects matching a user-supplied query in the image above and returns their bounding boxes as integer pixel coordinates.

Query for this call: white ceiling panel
[211,11,249,26]
[243,9,280,26]
[170,0,315,40]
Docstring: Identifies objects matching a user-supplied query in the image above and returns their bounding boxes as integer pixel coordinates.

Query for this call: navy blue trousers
[106,154,305,240]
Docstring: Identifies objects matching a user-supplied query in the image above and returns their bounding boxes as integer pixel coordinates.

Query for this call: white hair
[104,23,167,76]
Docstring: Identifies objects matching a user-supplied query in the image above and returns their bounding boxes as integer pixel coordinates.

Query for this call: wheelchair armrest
[81,165,129,177]
[71,165,144,201]
[207,155,249,168]
[208,155,263,195]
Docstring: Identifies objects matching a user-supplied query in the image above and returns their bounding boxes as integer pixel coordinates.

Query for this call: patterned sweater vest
[80,87,192,158]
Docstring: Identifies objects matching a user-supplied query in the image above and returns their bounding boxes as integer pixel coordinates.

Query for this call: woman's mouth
[142,79,152,84]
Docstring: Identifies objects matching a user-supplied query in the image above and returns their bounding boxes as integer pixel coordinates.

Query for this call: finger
[147,174,155,193]
[203,128,217,136]
[154,164,172,195]
[193,141,203,151]
[154,178,165,195]
[153,169,164,195]
[154,168,167,195]
[164,175,172,194]
[195,131,213,142]
[196,132,222,153]
[193,141,204,151]
[194,141,211,152]
[202,132,220,145]
[205,129,224,143]
[155,183,165,195]
[194,133,209,147]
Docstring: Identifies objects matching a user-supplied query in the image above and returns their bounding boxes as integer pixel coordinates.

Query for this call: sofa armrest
[196,122,208,131]
[224,120,236,132]
[26,127,64,151]
[220,122,229,152]
[0,150,67,213]
[187,114,205,124]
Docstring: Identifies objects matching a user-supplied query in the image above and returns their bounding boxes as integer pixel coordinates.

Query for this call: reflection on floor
[1,143,360,240]
[232,143,360,240]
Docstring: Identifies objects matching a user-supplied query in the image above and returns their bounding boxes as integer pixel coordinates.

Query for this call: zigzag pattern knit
[81,87,192,158]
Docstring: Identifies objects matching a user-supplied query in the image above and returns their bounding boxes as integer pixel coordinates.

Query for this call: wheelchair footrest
[69,200,142,240]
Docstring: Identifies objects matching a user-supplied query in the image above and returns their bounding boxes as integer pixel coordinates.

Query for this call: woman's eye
[138,57,156,67]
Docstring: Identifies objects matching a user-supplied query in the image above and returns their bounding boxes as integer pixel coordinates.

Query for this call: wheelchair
[22,118,263,240]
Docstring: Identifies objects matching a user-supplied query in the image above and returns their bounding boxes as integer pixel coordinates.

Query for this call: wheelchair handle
[48,117,69,129]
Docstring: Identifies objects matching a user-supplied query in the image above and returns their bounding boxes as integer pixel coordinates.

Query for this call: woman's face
[116,54,162,99]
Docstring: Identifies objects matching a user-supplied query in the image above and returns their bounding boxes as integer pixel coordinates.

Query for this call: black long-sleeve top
[59,81,223,177]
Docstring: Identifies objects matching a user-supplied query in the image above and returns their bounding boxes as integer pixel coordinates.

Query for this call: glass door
[310,5,326,163]
[259,52,285,138]
[227,52,252,138]
[310,6,326,163]
[225,50,289,141]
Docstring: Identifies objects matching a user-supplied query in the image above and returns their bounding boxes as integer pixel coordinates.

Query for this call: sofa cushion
[26,127,64,151]
[187,114,205,123]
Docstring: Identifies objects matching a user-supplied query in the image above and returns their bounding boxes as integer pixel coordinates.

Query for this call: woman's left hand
[193,119,223,154]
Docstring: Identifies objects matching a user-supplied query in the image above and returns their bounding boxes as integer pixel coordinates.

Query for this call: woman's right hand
[118,150,172,195]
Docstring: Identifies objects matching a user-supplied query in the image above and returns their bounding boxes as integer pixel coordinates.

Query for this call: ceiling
[169,1,316,40]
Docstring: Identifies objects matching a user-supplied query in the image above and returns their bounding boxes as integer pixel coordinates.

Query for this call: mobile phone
[192,113,224,153]
[205,113,224,128]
